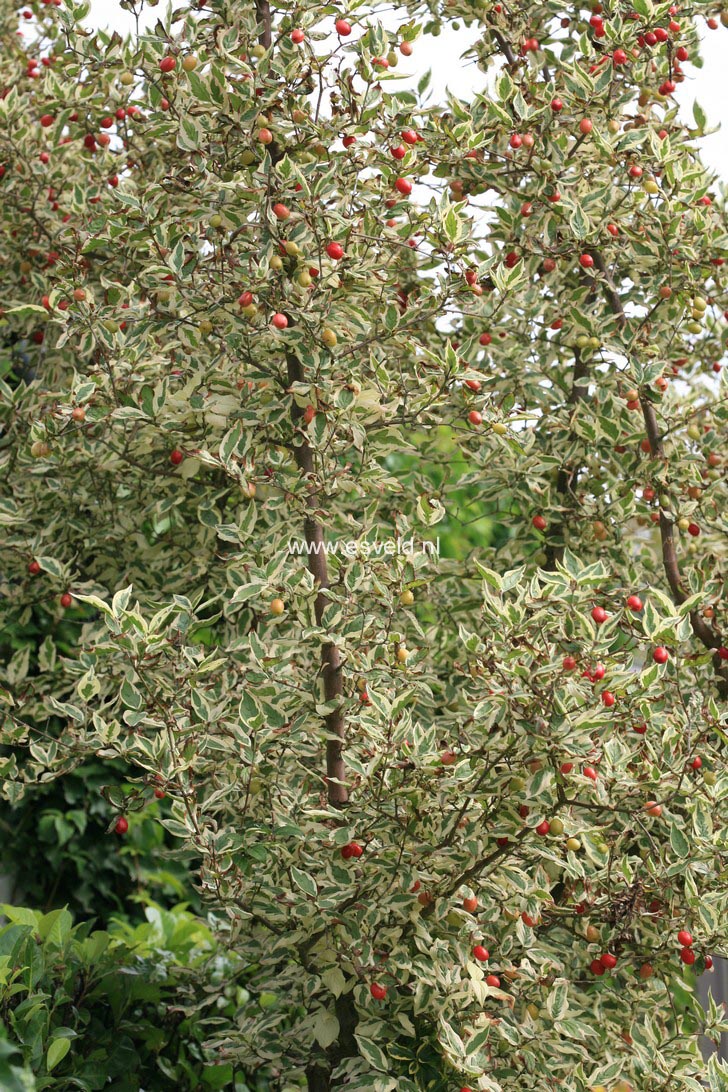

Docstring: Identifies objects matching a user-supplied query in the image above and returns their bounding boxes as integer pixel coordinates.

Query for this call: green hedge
[0,903,248,1091]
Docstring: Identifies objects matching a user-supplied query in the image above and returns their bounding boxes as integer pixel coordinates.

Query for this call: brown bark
[287,354,348,806]
[591,252,728,697]
[544,345,589,570]
[254,0,348,806]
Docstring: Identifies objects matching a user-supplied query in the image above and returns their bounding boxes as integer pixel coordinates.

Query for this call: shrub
[0,760,197,921]
[0,903,244,1091]
[1,0,727,1090]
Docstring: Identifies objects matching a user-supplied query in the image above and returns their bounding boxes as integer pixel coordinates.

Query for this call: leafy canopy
[0,0,727,1089]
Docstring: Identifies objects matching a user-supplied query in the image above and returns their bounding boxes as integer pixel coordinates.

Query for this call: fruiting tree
[1,0,727,1089]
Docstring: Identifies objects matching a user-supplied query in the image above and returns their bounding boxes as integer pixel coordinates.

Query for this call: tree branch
[591,251,728,696]
[640,396,728,697]
[287,354,348,806]
[254,0,348,807]
[490,26,517,67]
[544,348,589,570]
[255,0,272,49]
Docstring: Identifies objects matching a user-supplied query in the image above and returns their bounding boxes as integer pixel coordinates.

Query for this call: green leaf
[670,823,690,859]
[36,556,65,578]
[177,115,204,151]
[443,204,460,244]
[6,304,48,318]
[569,203,590,240]
[47,1037,71,1072]
[312,1008,339,1048]
[355,1035,390,1071]
[290,866,317,897]
[693,100,706,132]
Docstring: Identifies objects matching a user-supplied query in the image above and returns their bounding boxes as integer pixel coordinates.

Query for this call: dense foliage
[0,902,244,1091]
[1,0,727,1089]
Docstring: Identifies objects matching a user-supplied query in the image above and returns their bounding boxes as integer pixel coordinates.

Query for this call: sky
[87,0,727,177]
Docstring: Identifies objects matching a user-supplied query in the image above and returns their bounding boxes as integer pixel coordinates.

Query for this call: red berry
[114,816,129,835]
[626,595,643,612]
[335,18,351,35]
[550,97,563,111]
[613,48,628,65]
[583,766,598,781]
[170,449,184,466]
[468,410,483,426]
[160,56,176,73]
[509,133,522,149]
[28,561,41,575]
[485,974,501,987]
[40,114,54,127]
[479,332,492,346]
[653,646,669,664]
[705,955,713,970]
[591,606,608,624]
[370,983,387,1000]
[532,515,547,531]
[579,118,593,134]
[579,253,595,269]
[60,592,72,608]
[678,930,693,947]
[687,522,700,537]
[291,28,305,43]
[326,241,344,260]
[680,947,695,965]
[562,656,577,671]
[238,291,254,308]
[691,756,702,770]
[272,202,290,220]
[535,820,550,836]
[600,952,617,969]
[472,945,489,962]
[401,129,418,145]
[560,762,573,774]
[590,958,605,976]
[272,313,289,330]
[602,691,616,708]
[395,177,412,196]
[628,164,643,179]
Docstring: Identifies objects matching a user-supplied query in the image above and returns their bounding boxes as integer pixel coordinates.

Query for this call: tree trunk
[306,1061,331,1092]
